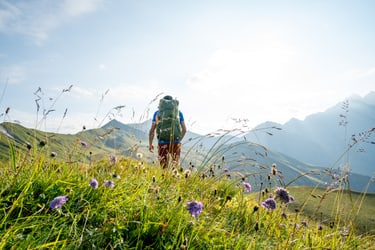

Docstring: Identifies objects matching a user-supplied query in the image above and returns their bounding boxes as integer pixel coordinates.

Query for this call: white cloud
[0,1,21,31]
[62,0,103,17]
[0,0,104,44]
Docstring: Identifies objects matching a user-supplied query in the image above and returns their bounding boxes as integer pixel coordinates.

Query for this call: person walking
[149,95,186,168]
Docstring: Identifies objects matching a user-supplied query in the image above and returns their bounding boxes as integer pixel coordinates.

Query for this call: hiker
[149,95,187,168]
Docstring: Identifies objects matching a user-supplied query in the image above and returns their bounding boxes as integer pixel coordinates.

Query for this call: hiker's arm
[149,122,156,152]
[180,121,187,140]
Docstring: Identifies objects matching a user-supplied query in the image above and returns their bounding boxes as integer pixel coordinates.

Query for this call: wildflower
[80,141,88,148]
[271,163,277,175]
[274,187,293,204]
[242,182,252,192]
[136,152,143,159]
[109,155,117,164]
[50,195,68,210]
[301,221,308,227]
[261,198,277,210]
[90,178,98,189]
[172,168,178,177]
[112,173,121,179]
[253,205,259,213]
[187,200,203,218]
[50,151,57,157]
[104,180,115,188]
[39,141,46,147]
[184,169,191,178]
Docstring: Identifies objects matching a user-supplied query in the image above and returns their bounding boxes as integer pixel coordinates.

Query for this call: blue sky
[0,0,374,134]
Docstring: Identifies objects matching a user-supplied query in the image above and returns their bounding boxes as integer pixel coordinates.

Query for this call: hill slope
[1,116,374,193]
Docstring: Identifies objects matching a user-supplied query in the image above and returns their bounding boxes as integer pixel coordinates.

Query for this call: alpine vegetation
[261,198,277,210]
[242,181,252,193]
[49,196,68,210]
[0,92,374,249]
[0,131,374,249]
[187,200,204,218]
[89,178,99,189]
[104,180,115,188]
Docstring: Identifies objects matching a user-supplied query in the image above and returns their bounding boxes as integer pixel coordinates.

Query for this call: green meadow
[0,130,374,249]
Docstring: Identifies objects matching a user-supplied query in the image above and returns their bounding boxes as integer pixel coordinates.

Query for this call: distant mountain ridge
[244,92,375,176]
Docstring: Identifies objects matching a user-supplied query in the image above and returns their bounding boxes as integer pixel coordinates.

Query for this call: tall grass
[0,89,374,249]
[1,132,374,249]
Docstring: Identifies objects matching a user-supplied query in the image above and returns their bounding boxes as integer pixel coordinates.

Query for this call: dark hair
[163,95,173,100]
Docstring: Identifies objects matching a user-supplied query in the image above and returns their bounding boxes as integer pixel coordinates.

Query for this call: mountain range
[0,92,374,193]
[243,92,375,177]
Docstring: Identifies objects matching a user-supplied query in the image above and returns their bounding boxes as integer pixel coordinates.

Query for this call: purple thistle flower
[49,195,68,210]
[242,182,252,192]
[187,200,203,218]
[90,178,99,189]
[104,180,115,188]
[261,198,277,210]
[274,187,292,204]
[80,141,88,148]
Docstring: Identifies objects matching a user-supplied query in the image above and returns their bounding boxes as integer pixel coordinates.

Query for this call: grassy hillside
[0,134,374,249]
[1,121,374,194]
[0,121,143,162]
[286,186,375,235]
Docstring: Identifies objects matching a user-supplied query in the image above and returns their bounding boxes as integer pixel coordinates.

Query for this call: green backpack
[156,98,182,141]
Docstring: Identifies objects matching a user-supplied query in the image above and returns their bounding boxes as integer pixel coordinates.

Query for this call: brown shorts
[158,142,181,168]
